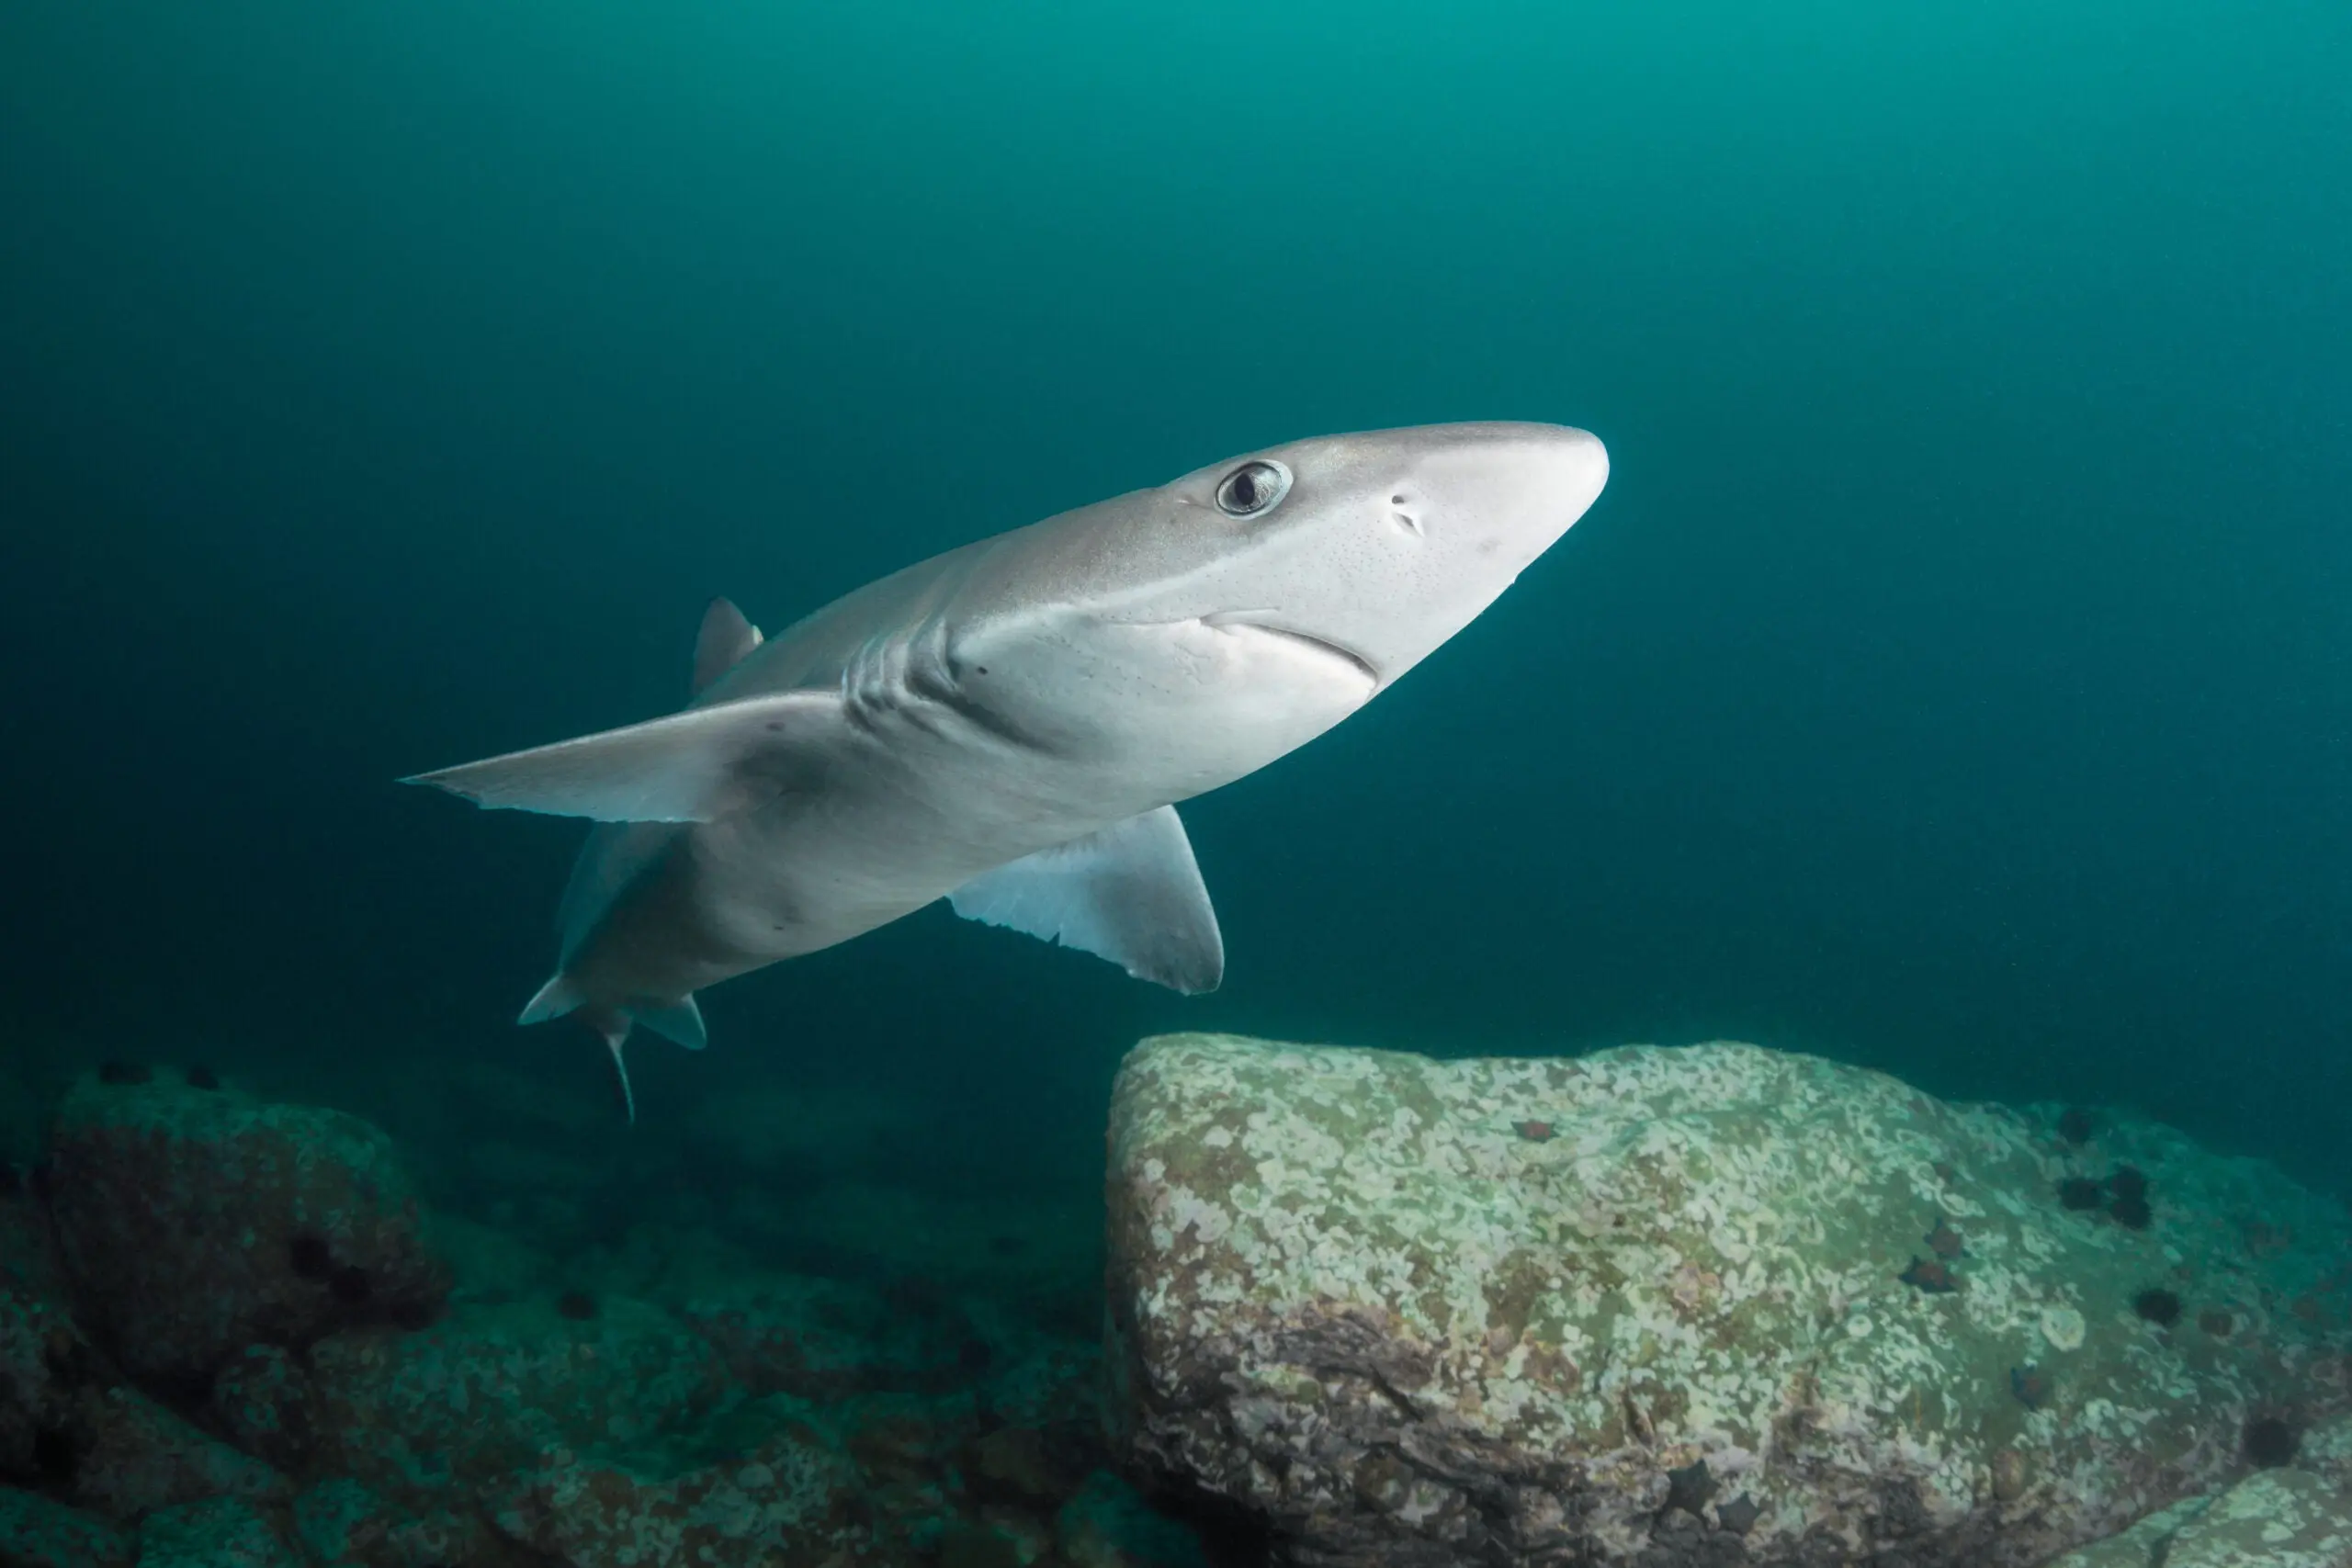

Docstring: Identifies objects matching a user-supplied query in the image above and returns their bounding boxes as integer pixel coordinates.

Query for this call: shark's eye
[1216,460,1291,517]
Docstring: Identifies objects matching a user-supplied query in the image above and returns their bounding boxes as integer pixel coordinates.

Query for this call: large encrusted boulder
[45,1071,449,1384]
[1104,1034,2352,1567]
[3,1174,291,1524]
[2052,1410,2352,1567]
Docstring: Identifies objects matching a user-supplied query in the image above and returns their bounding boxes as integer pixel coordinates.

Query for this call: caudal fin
[584,1008,637,1124]
[518,974,638,1124]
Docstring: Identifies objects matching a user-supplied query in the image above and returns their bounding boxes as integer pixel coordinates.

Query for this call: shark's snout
[1402,422,1609,564]
[1221,421,1607,687]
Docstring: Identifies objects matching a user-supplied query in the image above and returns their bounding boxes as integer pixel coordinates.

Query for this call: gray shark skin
[405,422,1609,1115]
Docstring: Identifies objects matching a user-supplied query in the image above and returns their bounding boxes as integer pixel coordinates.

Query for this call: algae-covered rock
[212,1296,732,1495]
[2159,1470,2352,1564]
[130,1495,304,1567]
[214,1295,874,1563]
[0,1272,95,1477]
[482,1410,870,1567]
[291,1475,495,1567]
[1104,1033,2352,1567]
[674,1271,972,1400]
[2052,1410,2352,1567]
[66,1382,290,1522]
[46,1073,450,1383]
[0,1177,97,1479]
[0,1483,134,1568]
[5,1208,289,1525]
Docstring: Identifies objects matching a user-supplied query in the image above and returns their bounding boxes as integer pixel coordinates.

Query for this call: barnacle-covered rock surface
[1104,1032,2352,1566]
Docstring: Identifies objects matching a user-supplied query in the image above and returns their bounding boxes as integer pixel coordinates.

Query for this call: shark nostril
[1390,510,1424,538]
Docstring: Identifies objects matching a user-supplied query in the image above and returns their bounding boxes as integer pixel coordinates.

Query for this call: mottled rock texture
[0,1062,1208,1566]
[0,1483,133,1568]
[1104,1033,2352,1567]
[0,1260,93,1477]
[130,1493,305,1566]
[65,1382,290,1522]
[46,1073,450,1384]
[2051,1410,2352,1567]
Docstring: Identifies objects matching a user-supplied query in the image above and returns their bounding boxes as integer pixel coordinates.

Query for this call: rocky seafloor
[3,1033,2349,1567]
[1105,1035,2352,1568]
[0,1049,1216,1568]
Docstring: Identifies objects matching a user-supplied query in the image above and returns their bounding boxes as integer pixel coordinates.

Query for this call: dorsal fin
[693,598,764,696]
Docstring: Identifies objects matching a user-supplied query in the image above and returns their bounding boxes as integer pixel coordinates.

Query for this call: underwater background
[4,0,2349,1325]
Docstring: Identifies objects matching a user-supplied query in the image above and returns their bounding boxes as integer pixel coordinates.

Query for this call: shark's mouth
[1201,611,1382,687]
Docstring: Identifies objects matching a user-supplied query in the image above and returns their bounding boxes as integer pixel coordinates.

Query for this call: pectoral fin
[948,806,1223,993]
[402,691,842,823]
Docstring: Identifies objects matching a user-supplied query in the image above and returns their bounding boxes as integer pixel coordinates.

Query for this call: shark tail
[519,974,707,1125]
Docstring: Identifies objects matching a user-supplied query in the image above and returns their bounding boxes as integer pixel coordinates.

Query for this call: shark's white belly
[566,608,1376,1002]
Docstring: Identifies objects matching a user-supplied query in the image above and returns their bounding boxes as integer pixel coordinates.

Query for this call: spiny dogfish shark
[405,422,1609,1117]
